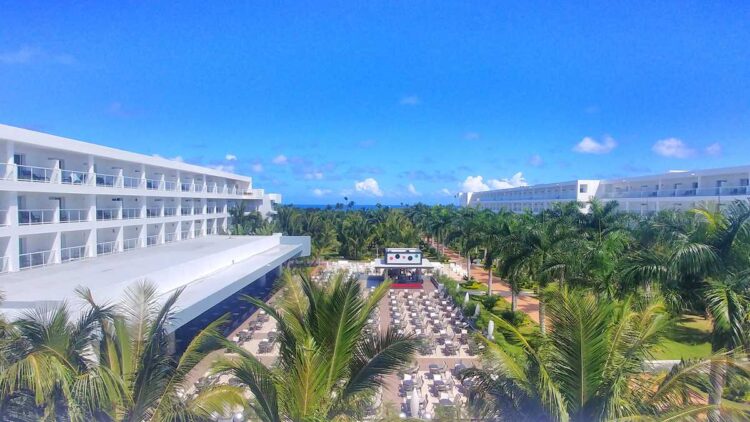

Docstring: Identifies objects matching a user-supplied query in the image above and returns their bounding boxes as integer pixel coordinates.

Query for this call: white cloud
[304,172,324,180]
[0,45,75,65]
[461,173,528,193]
[528,154,544,167]
[652,138,695,158]
[400,95,421,106]
[407,183,420,196]
[312,188,332,197]
[225,154,237,161]
[705,142,722,156]
[251,163,263,173]
[439,188,453,196]
[272,154,288,165]
[354,178,384,197]
[464,132,480,141]
[573,136,617,154]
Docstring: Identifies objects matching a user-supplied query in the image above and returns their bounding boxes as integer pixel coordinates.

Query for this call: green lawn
[652,315,712,360]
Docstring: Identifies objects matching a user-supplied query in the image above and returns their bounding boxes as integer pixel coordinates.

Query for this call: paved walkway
[432,240,541,324]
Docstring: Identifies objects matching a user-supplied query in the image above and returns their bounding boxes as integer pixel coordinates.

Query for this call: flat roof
[0,235,308,330]
[371,258,438,269]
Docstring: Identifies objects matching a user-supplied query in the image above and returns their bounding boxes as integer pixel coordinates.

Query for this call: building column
[86,155,96,186]
[87,228,98,258]
[115,226,124,252]
[158,222,165,244]
[52,231,62,264]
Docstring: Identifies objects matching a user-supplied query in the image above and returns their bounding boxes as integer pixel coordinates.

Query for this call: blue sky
[1,1,748,204]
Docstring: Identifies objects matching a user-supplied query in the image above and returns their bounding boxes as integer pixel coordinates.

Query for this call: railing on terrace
[123,237,141,251]
[0,256,9,273]
[603,186,750,199]
[19,250,55,270]
[194,184,204,192]
[146,179,161,190]
[122,176,141,189]
[61,169,89,185]
[59,209,88,223]
[181,183,192,192]
[61,245,88,263]
[181,208,192,216]
[122,208,140,219]
[146,208,161,218]
[206,207,215,214]
[146,235,160,246]
[17,165,54,183]
[194,229,201,237]
[164,207,177,217]
[96,173,118,187]
[165,232,177,243]
[96,208,118,221]
[181,230,190,240]
[164,181,177,191]
[207,184,216,193]
[193,208,202,215]
[18,209,55,225]
[96,240,120,256]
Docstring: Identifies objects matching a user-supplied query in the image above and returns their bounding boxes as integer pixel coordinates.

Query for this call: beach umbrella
[487,319,495,340]
[410,387,420,417]
[464,292,470,306]
[473,303,481,317]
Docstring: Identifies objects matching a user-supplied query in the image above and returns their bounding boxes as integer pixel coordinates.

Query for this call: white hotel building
[459,166,750,214]
[0,124,309,351]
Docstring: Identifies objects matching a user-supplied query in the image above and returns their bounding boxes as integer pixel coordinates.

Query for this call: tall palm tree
[214,270,418,421]
[462,288,750,422]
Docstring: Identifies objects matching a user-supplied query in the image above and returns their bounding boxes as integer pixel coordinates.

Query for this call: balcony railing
[207,207,215,214]
[146,179,161,190]
[19,209,55,225]
[123,237,141,251]
[194,229,201,237]
[17,165,54,183]
[165,232,177,243]
[96,208,118,221]
[603,185,750,200]
[193,208,203,215]
[146,208,161,218]
[164,181,177,191]
[61,245,88,263]
[146,235,160,246]
[96,173,117,187]
[181,208,192,216]
[61,169,88,185]
[181,183,192,192]
[122,208,140,219]
[181,230,190,239]
[164,207,177,216]
[96,240,120,256]
[19,250,55,270]
[207,184,216,193]
[60,209,88,223]
[123,176,141,189]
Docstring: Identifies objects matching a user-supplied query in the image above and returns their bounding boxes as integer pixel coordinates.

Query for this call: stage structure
[371,248,440,289]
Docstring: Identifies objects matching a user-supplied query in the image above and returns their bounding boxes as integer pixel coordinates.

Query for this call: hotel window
[579,184,588,193]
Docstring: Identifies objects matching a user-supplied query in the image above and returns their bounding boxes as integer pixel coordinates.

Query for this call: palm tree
[81,282,245,422]
[461,288,750,422]
[214,270,418,421]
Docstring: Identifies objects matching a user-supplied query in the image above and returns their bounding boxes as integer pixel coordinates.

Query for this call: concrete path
[432,241,541,324]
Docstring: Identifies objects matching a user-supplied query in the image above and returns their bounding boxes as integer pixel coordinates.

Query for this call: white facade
[0,124,281,273]
[461,167,750,214]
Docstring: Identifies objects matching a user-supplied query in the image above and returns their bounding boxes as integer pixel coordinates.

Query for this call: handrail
[181,230,190,239]
[61,169,89,185]
[61,245,88,262]
[123,237,141,250]
[18,209,55,225]
[96,240,120,255]
[146,179,161,190]
[122,208,141,219]
[181,208,192,216]
[96,208,118,221]
[19,250,56,270]
[95,173,118,187]
[164,207,177,216]
[164,181,177,191]
[16,164,54,183]
[181,183,192,192]
[122,176,142,189]
[146,208,161,218]
[146,234,160,246]
[60,208,88,223]
[165,232,177,243]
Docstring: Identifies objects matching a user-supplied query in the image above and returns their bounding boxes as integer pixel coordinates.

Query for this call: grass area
[652,315,712,360]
